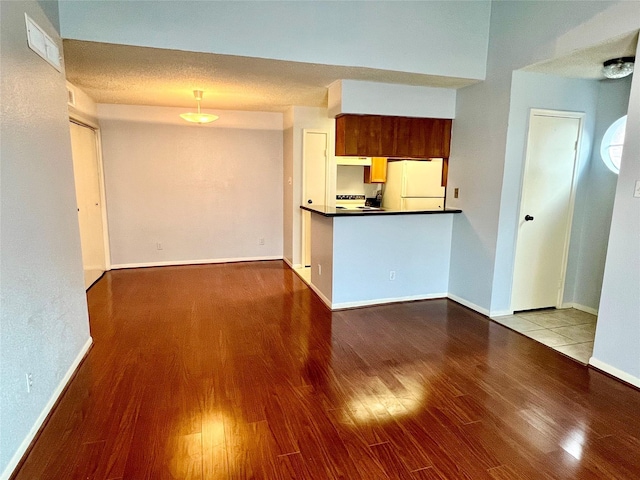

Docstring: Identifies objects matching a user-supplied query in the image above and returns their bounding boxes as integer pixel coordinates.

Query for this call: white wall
[571,77,632,311]
[98,105,283,267]
[59,0,491,81]
[67,81,98,125]
[592,36,640,384]
[0,1,92,477]
[282,107,334,268]
[332,214,452,308]
[310,214,334,304]
[488,71,599,315]
[491,74,632,316]
[447,0,640,384]
[336,166,365,195]
[328,80,457,119]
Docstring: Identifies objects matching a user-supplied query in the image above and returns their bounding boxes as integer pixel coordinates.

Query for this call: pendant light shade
[602,57,635,79]
[180,90,219,124]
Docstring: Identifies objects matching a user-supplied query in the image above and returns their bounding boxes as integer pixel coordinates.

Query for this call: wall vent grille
[67,86,76,107]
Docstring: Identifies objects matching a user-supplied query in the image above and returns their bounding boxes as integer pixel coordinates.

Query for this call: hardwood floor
[12,261,640,479]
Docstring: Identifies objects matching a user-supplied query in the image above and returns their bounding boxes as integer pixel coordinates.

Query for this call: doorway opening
[69,119,109,289]
[507,109,596,363]
[299,129,329,284]
[511,109,584,312]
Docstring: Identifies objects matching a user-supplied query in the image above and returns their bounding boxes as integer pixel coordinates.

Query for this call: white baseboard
[489,309,513,318]
[110,255,283,269]
[308,282,332,309]
[1,337,93,480]
[560,303,598,316]
[282,257,303,270]
[589,357,640,389]
[332,293,447,310]
[447,293,490,316]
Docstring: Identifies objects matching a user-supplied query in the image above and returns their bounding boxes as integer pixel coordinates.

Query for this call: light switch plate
[635,180,640,198]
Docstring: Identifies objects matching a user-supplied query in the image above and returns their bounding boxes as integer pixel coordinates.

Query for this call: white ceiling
[64,30,637,113]
[523,31,637,79]
[63,40,479,113]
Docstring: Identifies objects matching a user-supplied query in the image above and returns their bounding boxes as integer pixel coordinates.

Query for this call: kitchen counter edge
[300,205,462,217]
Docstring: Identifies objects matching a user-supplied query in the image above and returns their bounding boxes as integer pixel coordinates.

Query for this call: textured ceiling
[523,31,638,79]
[64,30,637,112]
[63,40,479,112]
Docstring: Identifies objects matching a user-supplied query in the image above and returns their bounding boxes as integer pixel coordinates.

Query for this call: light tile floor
[293,266,311,285]
[491,308,597,364]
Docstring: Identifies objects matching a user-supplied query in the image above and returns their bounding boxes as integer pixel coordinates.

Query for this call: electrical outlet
[156,242,163,250]
[259,237,265,245]
[634,180,640,198]
[318,264,322,276]
[454,188,459,199]
[389,270,396,281]
[26,373,33,393]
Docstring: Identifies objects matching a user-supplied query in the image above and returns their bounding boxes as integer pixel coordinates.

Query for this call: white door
[70,121,107,289]
[302,130,328,267]
[511,111,583,311]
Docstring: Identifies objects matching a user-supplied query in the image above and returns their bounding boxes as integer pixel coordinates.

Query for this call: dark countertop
[300,205,462,217]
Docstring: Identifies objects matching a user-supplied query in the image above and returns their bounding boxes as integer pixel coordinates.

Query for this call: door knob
[307,199,313,204]
[524,214,534,221]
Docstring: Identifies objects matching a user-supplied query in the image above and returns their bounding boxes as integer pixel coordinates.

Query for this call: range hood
[336,156,372,166]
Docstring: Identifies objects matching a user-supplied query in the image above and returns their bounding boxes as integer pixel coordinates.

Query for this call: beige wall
[0,1,91,477]
[98,105,283,267]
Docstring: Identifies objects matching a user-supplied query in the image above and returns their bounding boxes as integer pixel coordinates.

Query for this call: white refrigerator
[382,159,445,210]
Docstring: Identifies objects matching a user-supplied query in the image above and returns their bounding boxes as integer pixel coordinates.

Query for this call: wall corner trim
[447,293,490,316]
[561,302,598,316]
[1,337,94,480]
[307,283,333,310]
[589,357,640,389]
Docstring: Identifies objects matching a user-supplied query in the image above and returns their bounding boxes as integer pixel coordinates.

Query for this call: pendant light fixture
[179,90,219,124]
[602,57,635,79]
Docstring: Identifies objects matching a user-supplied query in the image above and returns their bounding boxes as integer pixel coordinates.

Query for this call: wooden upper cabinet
[364,157,387,183]
[335,115,359,156]
[380,116,396,155]
[335,114,452,158]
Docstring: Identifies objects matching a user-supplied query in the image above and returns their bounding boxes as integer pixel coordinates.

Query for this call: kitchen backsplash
[336,165,380,197]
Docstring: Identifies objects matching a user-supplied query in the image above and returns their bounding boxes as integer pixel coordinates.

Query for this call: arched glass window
[600,115,627,174]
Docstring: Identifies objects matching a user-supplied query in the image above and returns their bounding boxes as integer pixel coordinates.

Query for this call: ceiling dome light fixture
[602,57,635,79]
[179,90,219,124]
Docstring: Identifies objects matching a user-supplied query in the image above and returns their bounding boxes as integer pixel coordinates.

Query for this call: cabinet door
[408,118,428,157]
[425,118,452,158]
[335,115,360,156]
[364,157,387,183]
[357,115,381,156]
[337,114,452,158]
[394,116,412,157]
[440,119,452,158]
[380,116,396,155]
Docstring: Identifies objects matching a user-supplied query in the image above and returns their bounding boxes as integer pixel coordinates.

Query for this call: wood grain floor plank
[10,261,640,480]
[370,441,414,480]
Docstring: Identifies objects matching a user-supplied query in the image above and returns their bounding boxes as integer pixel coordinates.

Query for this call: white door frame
[301,129,330,267]
[69,116,112,271]
[511,108,585,312]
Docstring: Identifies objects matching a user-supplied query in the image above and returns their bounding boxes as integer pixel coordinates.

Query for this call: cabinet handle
[525,214,534,221]
[308,199,313,204]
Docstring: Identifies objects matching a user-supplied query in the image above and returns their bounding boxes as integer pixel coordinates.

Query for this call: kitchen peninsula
[301,204,461,309]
